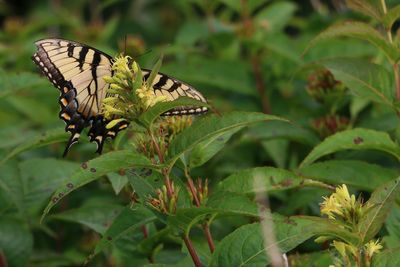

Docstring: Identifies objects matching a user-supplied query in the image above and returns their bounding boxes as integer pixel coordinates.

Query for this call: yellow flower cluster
[320,184,364,223]
[101,55,166,124]
[320,184,383,267]
[364,239,383,259]
[136,85,167,109]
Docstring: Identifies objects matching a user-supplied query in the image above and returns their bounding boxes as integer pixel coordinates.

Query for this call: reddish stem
[0,251,8,267]
[251,56,271,114]
[187,177,201,207]
[163,170,174,198]
[202,224,215,253]
[183,235,202,267]
[148,129,174,198]
[186,175,215,253]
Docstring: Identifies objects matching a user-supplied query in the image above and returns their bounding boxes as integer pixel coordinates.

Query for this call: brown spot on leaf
[280,179,293,187]
[353,137,364,144]
[107,236,112,241]
[81,162,88,169]
[58,192,64,198]
[52,197,59,203]
[90,168,96,172]
[66,183,74,189]
[118,169,126,176]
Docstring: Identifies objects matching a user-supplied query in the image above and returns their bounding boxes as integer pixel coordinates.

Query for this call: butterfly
[32,38,208,157]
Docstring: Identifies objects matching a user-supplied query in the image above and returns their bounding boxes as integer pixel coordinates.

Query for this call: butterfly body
[32,38,207,156]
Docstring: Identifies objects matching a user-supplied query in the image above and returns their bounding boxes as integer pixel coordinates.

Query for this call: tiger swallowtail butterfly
[32,38,208,156]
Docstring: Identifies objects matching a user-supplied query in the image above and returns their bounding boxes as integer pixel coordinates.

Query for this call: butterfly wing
[142,70,208,115]
[32,38,128,156]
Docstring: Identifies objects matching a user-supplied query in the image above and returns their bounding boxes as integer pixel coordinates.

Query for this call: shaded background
[1,0,399,266]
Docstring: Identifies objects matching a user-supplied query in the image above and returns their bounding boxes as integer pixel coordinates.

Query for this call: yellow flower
[112,55,131,74]
[320,195,343,219]
[136,85,167,109]
[365,240,383,258]
[335,184,350,203]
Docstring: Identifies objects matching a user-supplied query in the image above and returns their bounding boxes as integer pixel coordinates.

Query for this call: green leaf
[169,193,258,235]
[254,1,297,32]
[300,128,400,167]
[319,58,394,107]
[217,167,303,194]
[138,97,210,128]
[0,70,48,98]
[208,215,358,267]
[167,111,287,166]
[245,121,320,146]
[92,206,156,256]
[372,248,400,266]
[383,5,400,31]
[289,251,333,267]
[7,96,54,125]
[107,172,128,195]
[51,202,124,234]
[146,56,164,88]
[262,139,289,168]
[0,217,33,267]
[127,168,164,200]
[358,177,400,242]
[346,0,384,21]
[305,21,400,62]
[42,150,156,221]
[206,192,259,217]
[299,160,398,190]
[186,127,242,168]
[18,158,78,215]
[386,204,400,243]
[1,128,68,164]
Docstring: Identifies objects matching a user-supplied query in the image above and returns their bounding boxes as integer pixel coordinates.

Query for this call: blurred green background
[1,0,399,266]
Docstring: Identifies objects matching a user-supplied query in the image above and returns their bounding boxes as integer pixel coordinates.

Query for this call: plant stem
[148,128,174,198]
[148,129,164,163]
[240,0,271,113]
[140,225,155,263]
[251,56,271,114]
[185,170,215,253]
[301,179,336,191]
[187,176,201,207]
[202,224,215,253]
[0,251,8,267]
[183,235,202,267]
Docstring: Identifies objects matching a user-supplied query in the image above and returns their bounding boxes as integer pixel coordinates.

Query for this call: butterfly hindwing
[33,38,208,156]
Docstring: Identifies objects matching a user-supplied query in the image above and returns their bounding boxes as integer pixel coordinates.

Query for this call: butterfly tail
[63,132,81,157]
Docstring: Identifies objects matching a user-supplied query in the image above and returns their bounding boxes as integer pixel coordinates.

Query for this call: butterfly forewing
[142,70,208,115]
[32,38,208,156]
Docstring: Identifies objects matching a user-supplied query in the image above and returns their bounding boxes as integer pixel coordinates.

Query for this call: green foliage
[2,0,400,266]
